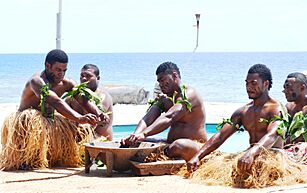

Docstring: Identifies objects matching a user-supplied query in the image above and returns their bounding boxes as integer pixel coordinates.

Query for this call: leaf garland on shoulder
[146,84,192,113]
[39,84,54,119]
[259,103,307,142]
[177,84,193,112]
[216,118,243,132]
[62,82,111,114]
[259,115,289,140]
[259,103,290,140]
[288,111,307,142]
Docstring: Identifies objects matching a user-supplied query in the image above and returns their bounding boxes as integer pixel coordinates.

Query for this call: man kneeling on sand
[66,64,113,141]
[187,64,284,174]
[0,49,107,170]
[121,61,208,161]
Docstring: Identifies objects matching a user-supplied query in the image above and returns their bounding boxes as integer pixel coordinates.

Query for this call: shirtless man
[66,64,113,140]
[19,49,100,125]
[187,64,283,174]
[283,72,307,143]
[122,61,207,161]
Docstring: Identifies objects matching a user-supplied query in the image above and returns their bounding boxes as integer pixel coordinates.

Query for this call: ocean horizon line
[0,51,306,55]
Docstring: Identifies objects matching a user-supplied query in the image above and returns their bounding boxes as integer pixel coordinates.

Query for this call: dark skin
[66,68,113,140]
[283,77,307,143]
[19,62,98,125]
[122,71,207,161]
[187,73,283,174]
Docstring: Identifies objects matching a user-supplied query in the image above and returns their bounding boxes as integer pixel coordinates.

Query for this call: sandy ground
[1,167,307,193]
[1,102,307,193]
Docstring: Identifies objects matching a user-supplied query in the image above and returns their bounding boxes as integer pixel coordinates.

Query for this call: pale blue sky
[0,0,306,53]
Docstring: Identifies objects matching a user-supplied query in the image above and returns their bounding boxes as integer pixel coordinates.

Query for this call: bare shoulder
[267,98,282,112]
[96,87,113,105]
[30,72,43,82]
[28,72,45,88]
[261,98,283,119]
[231,103,249,121]
[185,85,203,103]
[62,77,76,89]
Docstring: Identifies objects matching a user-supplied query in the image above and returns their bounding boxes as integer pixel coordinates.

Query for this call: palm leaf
[39,84,54,120]
[62,82,109,113]
[288,112,307,141]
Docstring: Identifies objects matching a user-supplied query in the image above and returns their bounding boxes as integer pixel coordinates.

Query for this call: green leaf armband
[259,115,290,140]
[216,118,242,132]
[147,98,165,113]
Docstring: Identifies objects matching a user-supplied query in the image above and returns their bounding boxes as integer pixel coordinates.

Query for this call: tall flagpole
[56,0,62,49]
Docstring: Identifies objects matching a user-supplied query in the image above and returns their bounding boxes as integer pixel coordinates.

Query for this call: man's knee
[166,139,189,158]
[95,127,113,141]
[166,139,201,161]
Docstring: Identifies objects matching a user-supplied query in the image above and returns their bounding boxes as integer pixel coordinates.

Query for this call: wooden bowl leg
[106,151,114,177]
[84,148,92,173]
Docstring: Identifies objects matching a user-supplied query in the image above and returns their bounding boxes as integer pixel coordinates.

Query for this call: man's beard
[45,71,58,83]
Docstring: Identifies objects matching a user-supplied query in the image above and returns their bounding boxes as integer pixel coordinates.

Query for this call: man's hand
[237,151,254,174]
[79,113,98,125]
[98,112,110,127]
[121,133,146,147]
[187,156,200,173]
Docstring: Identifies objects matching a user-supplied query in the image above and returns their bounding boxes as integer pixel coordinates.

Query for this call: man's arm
[187,109,242,172]
[30,77,97,125]
[95,92,114,138]
[121,104,162,146]
[99,92,113,126]
[141,103,187,137]
[237,120,281,173]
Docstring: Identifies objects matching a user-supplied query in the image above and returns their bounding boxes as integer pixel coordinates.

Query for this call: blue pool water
[113,124,250,153]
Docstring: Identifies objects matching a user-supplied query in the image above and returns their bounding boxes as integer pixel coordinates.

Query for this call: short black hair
[287,72,307,86]
[45,49,68,65]
[82,64,100,76]
[248,64,273,90]
[155,61,181,78]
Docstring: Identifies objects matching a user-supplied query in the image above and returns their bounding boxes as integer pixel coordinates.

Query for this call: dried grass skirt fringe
[0,109,93,170]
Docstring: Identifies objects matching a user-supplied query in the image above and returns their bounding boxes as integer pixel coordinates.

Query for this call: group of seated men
[1,49,306,173]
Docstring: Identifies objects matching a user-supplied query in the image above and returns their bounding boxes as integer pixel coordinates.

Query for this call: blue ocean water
[0,52,306,104]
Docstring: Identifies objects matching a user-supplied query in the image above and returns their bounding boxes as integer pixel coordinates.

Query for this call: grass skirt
[0,109,93,170]
[178,149,307,188]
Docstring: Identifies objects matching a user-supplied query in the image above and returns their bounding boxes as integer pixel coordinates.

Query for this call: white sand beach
[1,102,307,193]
